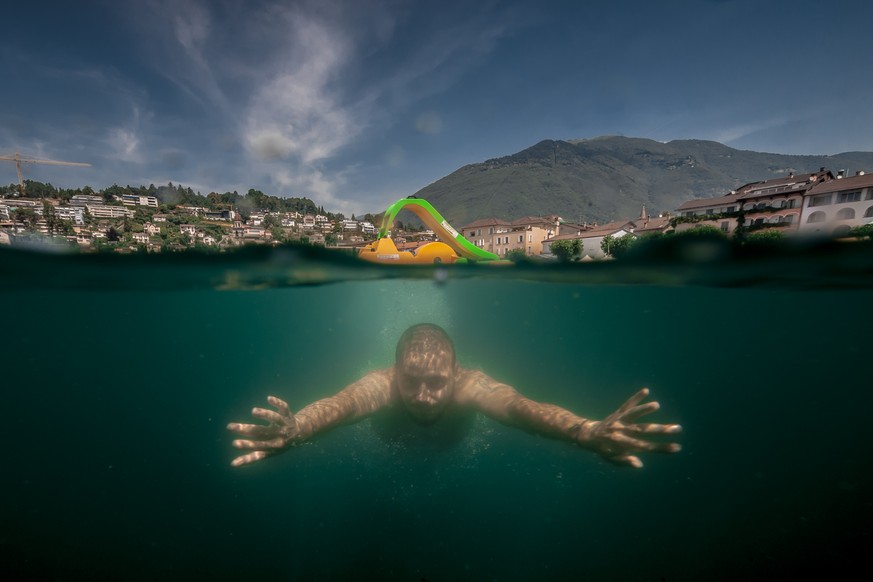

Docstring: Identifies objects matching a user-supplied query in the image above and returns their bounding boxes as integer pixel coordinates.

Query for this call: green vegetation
[743,229,784,244]
[850,224,873,240]
[677,225,727,238]
[550,239,580,262]
[505,248,527,262]
[600,234,636,258]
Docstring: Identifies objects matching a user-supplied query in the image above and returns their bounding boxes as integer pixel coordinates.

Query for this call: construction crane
[0,152,91,196]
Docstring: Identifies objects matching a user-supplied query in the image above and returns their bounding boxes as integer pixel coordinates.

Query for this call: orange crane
[0,152,91,196]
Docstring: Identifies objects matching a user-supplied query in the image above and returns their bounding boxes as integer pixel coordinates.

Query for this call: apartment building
[674,169,834,235]
[121,194,159,208]
[85,204,134,219]
[799,171,873,235]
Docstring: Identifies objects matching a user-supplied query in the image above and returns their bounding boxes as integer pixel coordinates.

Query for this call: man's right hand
[227,396,300,467]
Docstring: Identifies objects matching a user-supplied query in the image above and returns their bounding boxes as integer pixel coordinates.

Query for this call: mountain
[410,136,873,227]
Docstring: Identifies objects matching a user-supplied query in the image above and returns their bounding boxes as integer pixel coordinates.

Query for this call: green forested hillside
[412,136,873,227]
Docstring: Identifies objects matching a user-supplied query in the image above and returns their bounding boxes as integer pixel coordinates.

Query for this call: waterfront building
[799,170,873,236]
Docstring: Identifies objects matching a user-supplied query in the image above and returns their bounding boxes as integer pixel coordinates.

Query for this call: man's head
[394,324,457,424]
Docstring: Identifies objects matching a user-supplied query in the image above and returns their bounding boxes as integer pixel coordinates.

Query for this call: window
[769,215,782,224]
[726,206,736,213]
[837,190,862,203]
[867,189,873,201]
[770,200,784,209]
[785,199,798,209]
[706,208,714,215]
[809,194,832,207]
[720,221,729,232]
[865,206,873,218]
[783,214,795,224]
[836,208,855,220]
[518,235,523,243]
[807,211,826,223]
[755,202,766,210]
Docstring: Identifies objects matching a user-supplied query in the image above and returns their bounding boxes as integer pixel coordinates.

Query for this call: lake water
[1,238,871,581]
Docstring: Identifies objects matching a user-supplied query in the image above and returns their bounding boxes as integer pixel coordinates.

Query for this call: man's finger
[231,450,271,467]
[605,453,644,469]
[267,396,291,416]
[227,422,276,438]
[622,422,682,436]
[621,387,650,410]
[611,432,681,453]
[233,437,285,450]
[621,401,660,422]
[252,407,285,425]
[604,388,650,424]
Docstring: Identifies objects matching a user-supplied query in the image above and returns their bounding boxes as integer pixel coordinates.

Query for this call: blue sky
[3,0,873,216]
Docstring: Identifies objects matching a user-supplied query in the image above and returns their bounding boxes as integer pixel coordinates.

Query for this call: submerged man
[228,323,681,468]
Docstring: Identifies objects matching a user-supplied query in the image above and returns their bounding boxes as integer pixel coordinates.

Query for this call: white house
[799,171,873,236]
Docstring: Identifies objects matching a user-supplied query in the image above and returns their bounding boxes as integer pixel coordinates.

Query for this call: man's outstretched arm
[454,370,681,468]
[227,368,393,467]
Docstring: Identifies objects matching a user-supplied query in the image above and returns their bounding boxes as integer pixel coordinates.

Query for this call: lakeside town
[2,165,873,259]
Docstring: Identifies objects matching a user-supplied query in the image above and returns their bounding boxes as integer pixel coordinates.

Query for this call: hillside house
[121,194,159,208]
[204,209,233,221]
[55,206,85,225]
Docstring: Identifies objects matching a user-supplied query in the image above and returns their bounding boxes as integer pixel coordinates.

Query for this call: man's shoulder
[453,369,496,403]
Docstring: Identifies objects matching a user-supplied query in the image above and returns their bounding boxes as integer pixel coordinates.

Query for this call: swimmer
[228,323,682,468]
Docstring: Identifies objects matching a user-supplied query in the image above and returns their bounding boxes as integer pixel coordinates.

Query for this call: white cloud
[172,2,210,67]
[105,107,146,164]
[414,111,442,135]
[243,11,358,165]
[711,117,788,146]
[107,128,141,163]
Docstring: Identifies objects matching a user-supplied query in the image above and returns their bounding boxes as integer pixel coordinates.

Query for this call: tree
[42,200,57,235]
[505,248,527,262]
[850,224,873,240]
[12,207,39,229]
[744,229,784,244]
[601,234,637,258]
[551,238,580,262]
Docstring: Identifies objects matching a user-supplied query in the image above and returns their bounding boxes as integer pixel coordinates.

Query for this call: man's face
[396,353,455,424]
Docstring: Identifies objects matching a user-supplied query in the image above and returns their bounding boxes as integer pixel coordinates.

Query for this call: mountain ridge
[410,136,873,227]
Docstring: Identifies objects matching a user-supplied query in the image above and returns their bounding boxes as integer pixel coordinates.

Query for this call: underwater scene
[1,239,871,581]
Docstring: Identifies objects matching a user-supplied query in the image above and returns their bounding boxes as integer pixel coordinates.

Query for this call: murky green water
[1,241,871,581]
